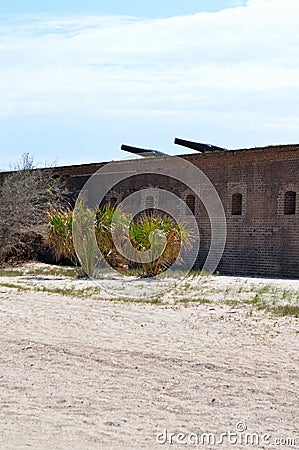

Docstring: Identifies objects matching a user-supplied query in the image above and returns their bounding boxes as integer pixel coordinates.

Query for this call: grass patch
[25,266,79,278]
[0,269,24,277]
[244,294,299,318]
[244,294,269,310]
[223,299,240,307]
[272,305,299,318]
[0,281,97,298]
[1,265,298,319]
[35,285,99,298]
[118,296,164,305]
[176,297,212,305]
[0,282,30,291]
[255,285,272,294]
[0,264,79,279]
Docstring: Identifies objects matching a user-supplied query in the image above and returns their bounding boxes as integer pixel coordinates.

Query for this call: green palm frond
[47,203,191,278]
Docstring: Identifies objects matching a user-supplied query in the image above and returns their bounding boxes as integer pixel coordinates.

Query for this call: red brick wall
[182,145,299,277]
[1,144,298,277]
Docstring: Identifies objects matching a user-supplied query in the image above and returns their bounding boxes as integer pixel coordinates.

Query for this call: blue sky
[0,0,299,168]
[0,1,236,18]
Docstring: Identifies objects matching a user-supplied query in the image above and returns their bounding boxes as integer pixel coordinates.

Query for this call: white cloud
[0,0,298,144]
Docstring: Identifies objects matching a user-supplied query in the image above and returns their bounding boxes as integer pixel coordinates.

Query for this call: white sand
[0,267,298,449]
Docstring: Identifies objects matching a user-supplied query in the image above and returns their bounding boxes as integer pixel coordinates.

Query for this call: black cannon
[174,138,226,153]
[121,144,167,158]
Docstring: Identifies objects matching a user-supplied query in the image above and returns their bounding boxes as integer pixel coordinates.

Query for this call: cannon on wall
[174,138,226,153]
[121,144,167,158]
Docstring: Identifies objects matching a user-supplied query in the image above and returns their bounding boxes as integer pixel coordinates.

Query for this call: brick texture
[1,144,298,277]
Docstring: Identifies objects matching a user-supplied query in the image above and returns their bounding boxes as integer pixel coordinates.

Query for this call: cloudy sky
[0,0,298,168]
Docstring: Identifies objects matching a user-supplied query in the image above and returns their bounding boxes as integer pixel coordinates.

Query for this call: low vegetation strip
[0,263,298,318]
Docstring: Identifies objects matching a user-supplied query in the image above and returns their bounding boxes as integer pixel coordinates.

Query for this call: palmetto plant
[129,214,191,277]
[47,203,130,273]
[46,208,77,265]
[95,203,130,270]
[47,204,191,277]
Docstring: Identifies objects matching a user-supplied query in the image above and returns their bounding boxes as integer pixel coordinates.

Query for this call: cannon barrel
[121,144,167,157]
[174,138,226,153]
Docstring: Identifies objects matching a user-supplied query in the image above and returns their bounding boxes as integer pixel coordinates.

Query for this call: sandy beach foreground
[0,269,298,449]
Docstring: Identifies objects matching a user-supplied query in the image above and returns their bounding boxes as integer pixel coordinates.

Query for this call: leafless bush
[0,153,69,263]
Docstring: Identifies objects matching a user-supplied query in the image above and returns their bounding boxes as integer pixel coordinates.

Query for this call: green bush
[47,203,191,278]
